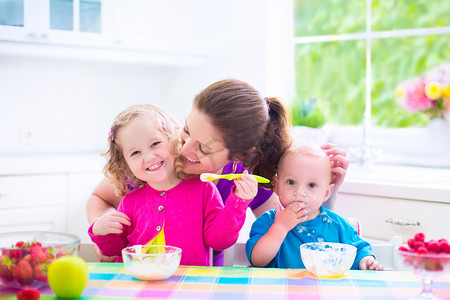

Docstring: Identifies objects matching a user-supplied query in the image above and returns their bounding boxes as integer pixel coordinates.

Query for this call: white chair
[223,242,250,267]
[79,243,100,262]
[370,236,403,271]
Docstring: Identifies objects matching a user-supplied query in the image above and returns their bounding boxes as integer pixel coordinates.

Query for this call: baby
[246,142,383,270]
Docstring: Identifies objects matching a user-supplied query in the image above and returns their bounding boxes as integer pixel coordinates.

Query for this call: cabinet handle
[385,218,420,226]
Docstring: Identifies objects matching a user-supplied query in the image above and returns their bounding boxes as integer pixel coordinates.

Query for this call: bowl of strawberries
[398,232,450,299]
[0,231,80,289]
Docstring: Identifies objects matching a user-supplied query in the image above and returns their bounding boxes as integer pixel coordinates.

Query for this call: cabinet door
[0,0,110,47]
[334,193,450,242]
[0,206,66,233]
[0,174,66,209]
[0,0,39,41]
[111,0,207,56]
[43,0,111,47]
[67,172,104,243]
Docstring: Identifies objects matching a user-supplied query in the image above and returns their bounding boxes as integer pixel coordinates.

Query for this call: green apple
[48,256,88,299]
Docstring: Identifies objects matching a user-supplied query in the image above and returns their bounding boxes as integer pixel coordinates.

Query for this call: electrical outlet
[19,127,36,144]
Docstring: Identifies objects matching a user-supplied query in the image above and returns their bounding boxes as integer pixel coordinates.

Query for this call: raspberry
[414,241,425,251]
[414,232,425,243]
[427,240,440,253]
[398,246,410,252]
[16,288,40,300]
[416,247,428,254]
[439,241,450,253]
[407,238,416,249]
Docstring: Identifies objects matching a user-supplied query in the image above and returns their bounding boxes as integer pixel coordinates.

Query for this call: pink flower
[403,78,434,112]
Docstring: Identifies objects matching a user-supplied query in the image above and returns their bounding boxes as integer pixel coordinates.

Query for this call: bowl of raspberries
[398,232,450,299]
[0,231,80,290]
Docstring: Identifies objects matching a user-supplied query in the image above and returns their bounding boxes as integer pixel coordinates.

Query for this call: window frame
[291,0,450,168]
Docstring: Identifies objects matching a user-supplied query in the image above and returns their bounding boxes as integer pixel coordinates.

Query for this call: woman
[87,79,349,264]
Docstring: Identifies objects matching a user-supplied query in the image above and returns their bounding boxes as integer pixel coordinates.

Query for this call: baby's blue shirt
[245,206,374,269]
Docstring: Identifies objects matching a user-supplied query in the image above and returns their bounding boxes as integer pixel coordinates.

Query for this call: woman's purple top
[217,162,273,210]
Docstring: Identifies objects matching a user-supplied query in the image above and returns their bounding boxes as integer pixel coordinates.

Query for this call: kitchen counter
[0,153,105,175]
[341,164,450,205]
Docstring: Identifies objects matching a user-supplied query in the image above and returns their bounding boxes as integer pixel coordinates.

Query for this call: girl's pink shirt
[88,178,251,266]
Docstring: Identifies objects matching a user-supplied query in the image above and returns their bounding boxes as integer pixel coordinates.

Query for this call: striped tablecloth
[1,263,449,299]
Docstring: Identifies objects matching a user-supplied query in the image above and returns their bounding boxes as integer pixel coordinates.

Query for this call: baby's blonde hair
[103,104,183,196]
[278,141,334,182]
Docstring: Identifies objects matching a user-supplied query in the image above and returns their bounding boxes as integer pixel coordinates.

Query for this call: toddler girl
[246,142,383,270]
[88,104,257,266]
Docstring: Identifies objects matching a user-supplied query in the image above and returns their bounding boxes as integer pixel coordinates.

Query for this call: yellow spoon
[200,173,270,183]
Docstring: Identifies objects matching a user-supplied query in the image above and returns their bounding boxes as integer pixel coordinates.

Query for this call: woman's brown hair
[193,79,292,187]
[103,104,183,196]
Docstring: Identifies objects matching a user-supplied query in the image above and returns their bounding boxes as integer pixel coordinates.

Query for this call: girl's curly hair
[103,104,184,196]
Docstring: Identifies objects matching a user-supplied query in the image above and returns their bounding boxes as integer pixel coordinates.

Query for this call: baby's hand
[273,202,309,233]
[233,170,258,200]
[359,256,384,271]
[92,211,131,236]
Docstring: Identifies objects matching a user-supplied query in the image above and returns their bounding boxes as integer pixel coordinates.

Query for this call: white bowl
[122,245,182,281]
[300,242,356,276]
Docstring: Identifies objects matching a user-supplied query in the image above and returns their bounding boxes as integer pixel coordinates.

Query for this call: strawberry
[15,241,25,248]
[414,232,425,243]
[16,288,40,300]
[30,248,47,265]
[30,241,42,248]
[33,264,42,277]
[9,249,22,261]
[0,264,14,282]
[12,259,33,282]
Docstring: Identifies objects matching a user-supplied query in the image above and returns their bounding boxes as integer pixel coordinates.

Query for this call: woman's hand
[274,202,309,233]
[321,143,349,191]
[92,211,131,236]
[233,170,258,200]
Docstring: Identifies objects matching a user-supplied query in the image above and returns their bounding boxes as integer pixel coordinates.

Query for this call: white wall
[0,0,291,156]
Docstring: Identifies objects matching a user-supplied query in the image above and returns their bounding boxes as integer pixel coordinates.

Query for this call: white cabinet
[0,0,209,66]
[333,165,450,243]
[0,0,110,47]
[67,172,104,243]
[334,194,450,243]
[0,154,105,242]
[0,174,67,233]
[111,0,207,56]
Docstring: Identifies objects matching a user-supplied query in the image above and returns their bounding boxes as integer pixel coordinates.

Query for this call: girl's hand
[359,256,384,271]
[321,143,349,190]
[273,202,309,233]
[92,211,131,236]
[234,170,258,200]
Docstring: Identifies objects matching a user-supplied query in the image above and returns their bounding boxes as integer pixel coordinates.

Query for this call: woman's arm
[251,193,280,218]
[86,177,122,224]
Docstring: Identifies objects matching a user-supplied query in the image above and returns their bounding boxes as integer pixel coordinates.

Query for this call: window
[292,0,450,167]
